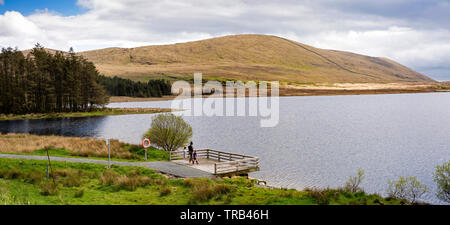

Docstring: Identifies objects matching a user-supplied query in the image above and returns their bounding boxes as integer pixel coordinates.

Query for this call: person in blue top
[193,150,199,165]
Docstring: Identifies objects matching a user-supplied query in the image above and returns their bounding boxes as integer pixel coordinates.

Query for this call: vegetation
[344,169,365,193]
[99,75,172,98]
[0,158,407,205]
[144,113,193,152]
[0,107,172,121]
[0,45,108,115]
[387,176,428,204]
[0,134,169,161]
[78,34,434,84]
[433,161,450,203]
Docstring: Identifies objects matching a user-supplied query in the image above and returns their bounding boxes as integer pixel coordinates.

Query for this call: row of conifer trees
[0,45,174,115]
[0,45,109,114]
[98,75,172,98]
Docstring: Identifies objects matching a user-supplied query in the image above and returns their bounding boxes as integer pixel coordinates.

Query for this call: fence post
[206,149,209,160]
[46,164,49,179]
[169,151,172,161]
[214,163,217,174]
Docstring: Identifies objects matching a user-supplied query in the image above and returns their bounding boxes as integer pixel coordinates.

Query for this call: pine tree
[0,44,109,114]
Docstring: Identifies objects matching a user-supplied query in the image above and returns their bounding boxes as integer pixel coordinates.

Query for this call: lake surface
[1,93,450,204]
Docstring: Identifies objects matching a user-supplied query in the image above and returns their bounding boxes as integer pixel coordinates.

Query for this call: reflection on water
[1,93,450,204]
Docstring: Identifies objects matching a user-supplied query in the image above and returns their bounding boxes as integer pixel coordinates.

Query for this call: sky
[0,0,449,80]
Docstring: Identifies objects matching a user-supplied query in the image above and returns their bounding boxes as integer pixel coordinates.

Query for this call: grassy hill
[78,34,434,83]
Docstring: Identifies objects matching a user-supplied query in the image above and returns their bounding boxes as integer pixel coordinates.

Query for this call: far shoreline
[0,108,173,121]
[110,82,450,103]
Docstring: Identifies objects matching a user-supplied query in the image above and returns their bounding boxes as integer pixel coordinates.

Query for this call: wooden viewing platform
[169,149,259,176]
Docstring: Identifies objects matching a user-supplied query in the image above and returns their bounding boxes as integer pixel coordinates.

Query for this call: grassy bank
[0,134,169,162]
[0,157,407,205]
[0,107,172,121]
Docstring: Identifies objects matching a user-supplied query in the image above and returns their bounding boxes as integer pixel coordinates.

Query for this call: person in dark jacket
[193,150,199,165]
[188,142,194,164]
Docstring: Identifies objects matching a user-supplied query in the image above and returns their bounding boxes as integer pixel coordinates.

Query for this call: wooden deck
[170,149,259,176]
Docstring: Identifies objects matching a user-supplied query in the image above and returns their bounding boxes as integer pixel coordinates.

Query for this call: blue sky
[0,0,83,16]
[0,0,449,80]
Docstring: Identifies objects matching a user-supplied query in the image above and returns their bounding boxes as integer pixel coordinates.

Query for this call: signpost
[106,139,111,168]
[45,148,55,184]
[142,138,151,161]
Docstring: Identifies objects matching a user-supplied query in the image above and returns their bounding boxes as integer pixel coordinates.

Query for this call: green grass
[1,146,170,162]
[0,158,407,205]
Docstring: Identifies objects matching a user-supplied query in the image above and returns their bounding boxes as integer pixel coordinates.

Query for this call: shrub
[191,182,215,202]
[4,168,23,179]
[24,170,43,184]
[60,171,82,187]
[74,189,84,198]
[40,181,59,196]
[143,113,193,152]
[114,176,140,191]
[189,181,233,203]
[99,170,120,186]
[183,178,196,187]
[304,188,331,205]
[433,161,450,203]
[99,170,152,191]
[387,176,428,204]
[159,186,172,196]
[213,184,232,195]
[344,169,365,193]
[153,178,167,186]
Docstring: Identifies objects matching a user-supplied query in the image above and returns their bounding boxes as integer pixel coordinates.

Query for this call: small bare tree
[387,176,428,204]
[433,161,450,203]
[344,169,365,193]
[144,113,192,152]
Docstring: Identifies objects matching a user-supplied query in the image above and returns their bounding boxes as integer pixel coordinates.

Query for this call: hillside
[77,34,434,83]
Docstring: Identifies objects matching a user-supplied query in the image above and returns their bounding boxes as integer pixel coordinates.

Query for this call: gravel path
[0,154,213,178]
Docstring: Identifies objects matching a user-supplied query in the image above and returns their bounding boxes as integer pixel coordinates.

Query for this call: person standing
[188,142,194,164]
[193,150,199,165]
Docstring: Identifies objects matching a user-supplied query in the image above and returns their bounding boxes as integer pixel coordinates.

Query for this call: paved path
[0,154,213,178]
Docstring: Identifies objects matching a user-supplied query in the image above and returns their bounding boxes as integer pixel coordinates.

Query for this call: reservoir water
[1,93,449,204]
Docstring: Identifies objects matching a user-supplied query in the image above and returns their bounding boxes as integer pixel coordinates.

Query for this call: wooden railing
[169,149,259,175]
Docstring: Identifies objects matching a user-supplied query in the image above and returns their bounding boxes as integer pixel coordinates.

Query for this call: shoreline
[0,107,173,121]
[0,134,416,205]
[110,87,450,103]
[3,83,449,121]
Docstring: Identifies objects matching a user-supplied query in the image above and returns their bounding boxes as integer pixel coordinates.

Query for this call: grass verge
[0,158,407,205]
[0,134,169,161]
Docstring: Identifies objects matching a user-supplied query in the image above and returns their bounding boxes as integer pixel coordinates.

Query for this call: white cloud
[0,0,449,79]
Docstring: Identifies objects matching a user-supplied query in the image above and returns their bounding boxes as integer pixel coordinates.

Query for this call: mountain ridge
[27,34,436,83]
